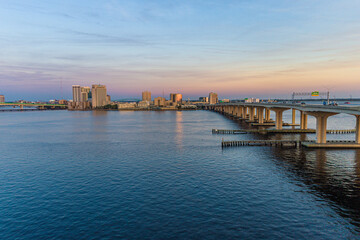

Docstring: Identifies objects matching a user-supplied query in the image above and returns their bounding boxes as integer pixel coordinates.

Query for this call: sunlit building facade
[209,92,218,105]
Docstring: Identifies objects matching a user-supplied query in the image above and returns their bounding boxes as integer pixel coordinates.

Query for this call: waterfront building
[72,85,81,102]
[138,101,150,108]
[142,91,151,101]
[106,95,111,104]
[199,97,209,102]
[0,95,5,103]
[81,87,91,102]
[221,99,230,103]
[59,99,68,105]
[245,98,260,103]
[209,92,218,104]
[170,93,182,103]
[154,97,166,106]
[118,102,137,109]
[92,84,107,108]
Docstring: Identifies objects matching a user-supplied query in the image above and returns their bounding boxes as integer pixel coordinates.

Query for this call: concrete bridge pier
[237,106,242,118]
[242,107,247,119]
[355,115,360,143]
[20,105,24,110]
[306,112,338,144]
[265,109,271,122]
[300,111,308,129]
[257,107,265,124]
[248,107,255,121]
[271,108,289,130]
[292,109,296,125]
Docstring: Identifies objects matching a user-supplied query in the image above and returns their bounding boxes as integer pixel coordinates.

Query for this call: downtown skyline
[1,0,360,101]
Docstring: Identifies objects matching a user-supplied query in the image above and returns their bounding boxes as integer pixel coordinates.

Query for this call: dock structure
[222,139,304,148]
[205,102,360,148]
[222,139,360,149]
[212,129,356,135]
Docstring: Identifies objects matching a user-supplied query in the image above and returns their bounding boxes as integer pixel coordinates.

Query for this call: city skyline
[1,0,360,100]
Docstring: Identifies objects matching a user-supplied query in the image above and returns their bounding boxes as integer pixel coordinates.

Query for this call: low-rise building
[118,102,137,109]
[68,101,91,110]
[154,97,166,106]
[137,101,151,108]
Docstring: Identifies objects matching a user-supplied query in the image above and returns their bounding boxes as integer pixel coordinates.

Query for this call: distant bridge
[204,102,360,147]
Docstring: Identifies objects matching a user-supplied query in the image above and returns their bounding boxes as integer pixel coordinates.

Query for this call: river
[0,109,359,239]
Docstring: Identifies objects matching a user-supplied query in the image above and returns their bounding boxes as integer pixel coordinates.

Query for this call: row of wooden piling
[213,129,356,135]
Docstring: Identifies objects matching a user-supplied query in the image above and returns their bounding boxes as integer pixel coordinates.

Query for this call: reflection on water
[224,111,360,233]
[273,147,360,231]
[175,111,183,149]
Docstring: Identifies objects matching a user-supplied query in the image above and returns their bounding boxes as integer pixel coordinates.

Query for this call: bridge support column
[265,109,271,121]
[271,108,290,130]
[356,115,360,144]
[242,107,247,119]
[20,105,24,110]
[237,106,242,117]
[306,112,338,144]
[248,107,255,121]
[300,111,308,129]
[292,109,296,125]
[257,107,265,124]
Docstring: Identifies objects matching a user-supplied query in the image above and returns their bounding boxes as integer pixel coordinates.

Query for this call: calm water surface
[0,110,360,239]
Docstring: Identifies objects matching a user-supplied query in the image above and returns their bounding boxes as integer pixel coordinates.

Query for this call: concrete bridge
[204,102,360,147]
[0,103,67,110]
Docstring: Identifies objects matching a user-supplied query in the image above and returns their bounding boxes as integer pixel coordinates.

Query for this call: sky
[0,0,360,101]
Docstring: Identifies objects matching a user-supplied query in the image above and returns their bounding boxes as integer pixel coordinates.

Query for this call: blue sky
[1,0,360,100]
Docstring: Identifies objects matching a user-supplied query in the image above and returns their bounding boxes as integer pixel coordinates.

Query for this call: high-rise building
[72,85,81,102]
[106,95,111,104]
[209,92,218,104]
[92,84,107,108]
[81,86,91,102]
[0,95,4,103]
[142,91,151,101]
[170,93,182,103]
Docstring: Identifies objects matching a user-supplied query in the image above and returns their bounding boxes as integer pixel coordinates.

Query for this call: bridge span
[204,102,360,147]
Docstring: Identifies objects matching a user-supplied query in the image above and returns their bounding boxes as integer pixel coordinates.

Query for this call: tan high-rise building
[92,84,107,108]
[142,91,151,101]
[106,95,111,104]
[72,85,81,102]
[209,92,218,105]
[0,95,4,103]
[154,97,166,106]
[81,86,90,102]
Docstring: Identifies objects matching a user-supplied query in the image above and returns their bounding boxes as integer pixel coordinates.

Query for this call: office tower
[174,94,182,103]
[81,86,91,102]
[92,84,107,108]
[72,85,81,102]
[209,92,218,104]
[142,91,151,101]
[170,93,182,103]
[106,95,111,104]
[0,95,4,103]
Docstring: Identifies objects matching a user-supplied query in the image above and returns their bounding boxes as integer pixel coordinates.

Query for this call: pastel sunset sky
[1,0,360,100]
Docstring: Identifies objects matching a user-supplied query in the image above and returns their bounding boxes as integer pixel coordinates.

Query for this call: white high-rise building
[72,85,81,102]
